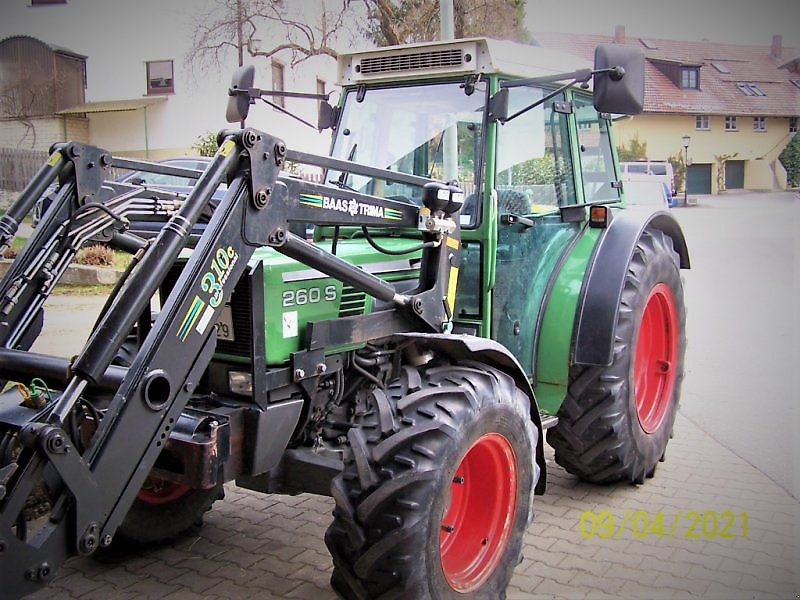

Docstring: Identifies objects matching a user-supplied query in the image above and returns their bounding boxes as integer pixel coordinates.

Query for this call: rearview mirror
[318,101,339,131]
[488,88,509,122]
[226,64,255,123]
[593,44,644,115]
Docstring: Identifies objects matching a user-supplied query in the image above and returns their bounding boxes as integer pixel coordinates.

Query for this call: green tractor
[0,38,687,599]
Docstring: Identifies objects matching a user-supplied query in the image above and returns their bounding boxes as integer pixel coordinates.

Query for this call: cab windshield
[327,80,487,226]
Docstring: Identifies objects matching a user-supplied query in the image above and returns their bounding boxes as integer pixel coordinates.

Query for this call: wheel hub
[136,477,191,505]
[439,433,517,592]
[633,283,678,433]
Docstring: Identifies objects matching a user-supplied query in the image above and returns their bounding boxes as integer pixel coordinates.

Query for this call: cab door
[491,88,620,377]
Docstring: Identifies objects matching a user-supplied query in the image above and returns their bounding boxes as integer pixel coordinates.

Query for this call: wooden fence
[0,147,49,192]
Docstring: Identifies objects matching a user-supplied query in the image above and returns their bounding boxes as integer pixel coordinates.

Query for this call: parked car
[119,157,219,189]
[622,179,672,209]
[34,157,226,236]
[620,160,675,196]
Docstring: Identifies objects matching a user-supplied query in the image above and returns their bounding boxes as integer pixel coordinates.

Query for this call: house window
[695,115,709,130]
[680,67,699,89]
[725,116,737,131]
[146,60,174,95]
[753,117,767,132]
[271,60,285,108]
[789,117,798,133]
[31,0,67,4]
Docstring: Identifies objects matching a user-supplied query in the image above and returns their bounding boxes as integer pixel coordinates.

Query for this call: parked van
[620,161,675,196]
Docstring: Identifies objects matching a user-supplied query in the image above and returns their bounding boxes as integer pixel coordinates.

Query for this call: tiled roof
[532,32,800,117]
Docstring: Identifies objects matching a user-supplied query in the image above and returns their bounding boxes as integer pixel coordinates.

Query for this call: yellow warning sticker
[446,236,460,250]
[219,139,236,157]
[47,153,60,167]
[446,266,459,314]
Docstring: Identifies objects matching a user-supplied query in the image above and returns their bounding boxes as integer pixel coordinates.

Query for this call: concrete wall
[0,0,341,161]
[615,114,794,193]
[0,116,89,151]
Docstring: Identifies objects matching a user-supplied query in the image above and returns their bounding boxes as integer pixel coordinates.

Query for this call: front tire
[110,338,223,545]
[115,477,223,545]
[326,360,539,599]
[547,227,686,484]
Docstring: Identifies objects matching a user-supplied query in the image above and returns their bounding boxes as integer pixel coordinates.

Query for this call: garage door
[687,164,712,194]
[725,160,745,189]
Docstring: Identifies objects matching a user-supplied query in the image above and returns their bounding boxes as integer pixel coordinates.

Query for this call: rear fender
[573,209,689,367]
[393,332,547,495]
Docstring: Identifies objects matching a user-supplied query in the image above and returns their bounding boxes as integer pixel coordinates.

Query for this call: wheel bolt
[452,476,464,484]
[442,524,455,533]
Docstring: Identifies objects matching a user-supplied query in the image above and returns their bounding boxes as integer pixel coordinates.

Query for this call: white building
[0,0,339,161]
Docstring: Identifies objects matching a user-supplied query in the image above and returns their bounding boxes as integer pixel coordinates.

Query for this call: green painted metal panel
[534,226,600,414]
[244,239,420,365]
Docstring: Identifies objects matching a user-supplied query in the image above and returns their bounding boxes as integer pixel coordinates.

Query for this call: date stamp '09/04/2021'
[579,510,749,540]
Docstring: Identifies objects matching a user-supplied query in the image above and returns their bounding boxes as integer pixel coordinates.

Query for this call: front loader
[0,38,688,599]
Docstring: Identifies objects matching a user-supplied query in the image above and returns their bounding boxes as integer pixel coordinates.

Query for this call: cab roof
[337,38,591,86]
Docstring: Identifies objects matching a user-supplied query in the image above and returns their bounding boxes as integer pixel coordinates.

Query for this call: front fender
[572,208,689,367]
[394,332,547,495]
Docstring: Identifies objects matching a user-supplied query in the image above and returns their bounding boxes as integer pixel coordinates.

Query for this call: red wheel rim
[439,433,518,592]
[136,477,191,505]
[633,283,678,433]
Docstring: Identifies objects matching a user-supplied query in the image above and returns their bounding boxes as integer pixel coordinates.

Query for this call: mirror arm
[497,79,578,124]
[501,68,593,89]
[258,98,318,131]
[228,87,330,102]
[493,64,627,124]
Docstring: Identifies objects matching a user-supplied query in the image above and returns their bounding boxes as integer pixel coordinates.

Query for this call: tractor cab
[323,38,645,410]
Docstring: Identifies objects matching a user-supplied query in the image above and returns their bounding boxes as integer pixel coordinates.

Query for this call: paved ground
[674,191,799,501]
[13,191,800,598]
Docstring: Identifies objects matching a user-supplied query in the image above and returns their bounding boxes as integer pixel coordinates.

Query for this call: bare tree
[0,72,58,149]
[188,0,353,72]
[187,0,528,72]
[363,0,528,47]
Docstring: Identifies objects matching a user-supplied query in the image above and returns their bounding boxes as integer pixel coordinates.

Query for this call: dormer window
[680,67,699,89]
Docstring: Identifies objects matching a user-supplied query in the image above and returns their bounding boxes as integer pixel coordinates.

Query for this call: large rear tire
[547,227,686,484]
[325,360,538,599]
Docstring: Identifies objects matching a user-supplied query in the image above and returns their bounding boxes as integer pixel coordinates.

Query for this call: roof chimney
[614,25,626,44]
[771,34,782,59]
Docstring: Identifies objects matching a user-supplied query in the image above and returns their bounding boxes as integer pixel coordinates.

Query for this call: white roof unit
[337,38,591,85]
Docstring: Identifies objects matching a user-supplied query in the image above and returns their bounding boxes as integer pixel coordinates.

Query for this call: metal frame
[0,128,462,597]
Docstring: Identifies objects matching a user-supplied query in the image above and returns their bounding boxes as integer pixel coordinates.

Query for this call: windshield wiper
[329,144,358,190]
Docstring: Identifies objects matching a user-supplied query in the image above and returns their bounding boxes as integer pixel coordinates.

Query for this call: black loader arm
[0,128,463,598]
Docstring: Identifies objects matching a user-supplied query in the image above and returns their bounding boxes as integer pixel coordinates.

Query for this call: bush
[192,132,219,157]
[616,134,648,161]
[76,244,114,267]
[779,134,800,188]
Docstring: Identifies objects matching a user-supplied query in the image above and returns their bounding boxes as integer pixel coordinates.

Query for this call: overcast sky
[524,0,799,50]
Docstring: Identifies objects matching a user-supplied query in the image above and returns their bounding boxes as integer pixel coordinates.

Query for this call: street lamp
[682,135,691,206]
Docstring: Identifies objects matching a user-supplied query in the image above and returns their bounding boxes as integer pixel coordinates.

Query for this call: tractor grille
[216,275,252,357]
[359,49,465,75]
[339,285,366,317]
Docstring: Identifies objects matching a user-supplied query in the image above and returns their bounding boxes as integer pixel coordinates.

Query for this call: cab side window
[495,86,575,211]
[574,97,620,203]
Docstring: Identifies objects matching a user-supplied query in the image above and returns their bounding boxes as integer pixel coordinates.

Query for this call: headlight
[228,371,253,395]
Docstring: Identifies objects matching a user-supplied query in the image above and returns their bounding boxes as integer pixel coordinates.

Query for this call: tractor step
[540,414,559,429]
